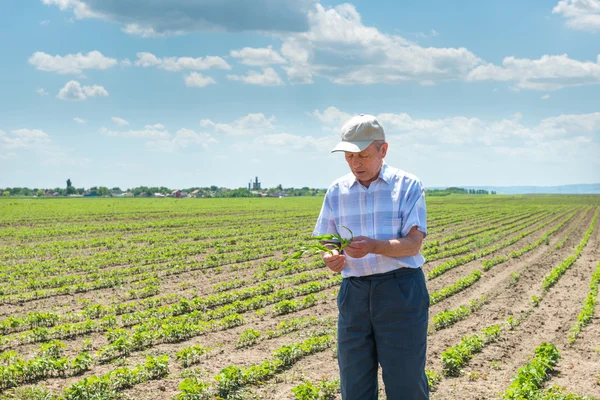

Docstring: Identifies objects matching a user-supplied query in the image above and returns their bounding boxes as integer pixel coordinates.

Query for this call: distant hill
[427,184,600,195]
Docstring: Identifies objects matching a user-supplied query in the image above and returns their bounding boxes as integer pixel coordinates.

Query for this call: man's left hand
[344,236,377,258]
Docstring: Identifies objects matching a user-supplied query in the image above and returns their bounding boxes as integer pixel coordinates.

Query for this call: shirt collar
[346,161,392,188]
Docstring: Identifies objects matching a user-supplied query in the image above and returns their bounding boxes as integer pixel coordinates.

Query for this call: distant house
[172,190,182,198]
[153,193,165,198]
[191,189,200,197]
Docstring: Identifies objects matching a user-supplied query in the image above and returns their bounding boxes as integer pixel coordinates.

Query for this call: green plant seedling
[292,226,353,259]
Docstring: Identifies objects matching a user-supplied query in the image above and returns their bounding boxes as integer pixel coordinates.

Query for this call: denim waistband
[346,267,421,281]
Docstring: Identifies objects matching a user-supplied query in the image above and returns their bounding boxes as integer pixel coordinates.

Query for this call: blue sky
[1,0,599,190]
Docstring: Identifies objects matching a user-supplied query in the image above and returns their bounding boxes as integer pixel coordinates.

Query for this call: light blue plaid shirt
[313,162,427,278]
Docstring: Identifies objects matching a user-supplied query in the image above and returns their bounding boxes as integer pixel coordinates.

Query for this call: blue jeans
[337,268,430,400]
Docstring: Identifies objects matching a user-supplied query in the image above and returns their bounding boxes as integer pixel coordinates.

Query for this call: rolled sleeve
[400,180,427,238]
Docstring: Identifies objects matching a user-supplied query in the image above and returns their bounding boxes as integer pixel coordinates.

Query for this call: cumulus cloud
[73,117,86,124]
[466,54,600,91]
[134,52,230,71]
[553,0,600,32]
[251,132,333,152]
[311,106,352,128]
[310,107,600,157]
[99,125,169,139]
[201,113,276,135]
[184,72,217,88]
[227,68,285,86]
[36,88,49,96]
[28,50,117,74]
[277,4,484,86]
[42,0,316,36]
[98,122,216,153]
[230,46,286,66]
[112,117,129,126]
[57,81,108,101]
[146,128,217,153]
[0,129,52,150]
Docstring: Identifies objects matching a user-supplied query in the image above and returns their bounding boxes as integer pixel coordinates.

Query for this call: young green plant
[292,226,353,259]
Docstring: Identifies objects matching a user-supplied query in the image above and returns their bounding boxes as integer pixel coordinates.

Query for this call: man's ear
[381,142,388,157]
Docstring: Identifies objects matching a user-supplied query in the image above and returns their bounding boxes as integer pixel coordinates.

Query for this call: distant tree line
[426,187,496,196]
[0,180,327,198]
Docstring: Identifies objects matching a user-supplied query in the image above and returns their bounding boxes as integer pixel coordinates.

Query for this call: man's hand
[344,236,377,259]
[322,250,346,273]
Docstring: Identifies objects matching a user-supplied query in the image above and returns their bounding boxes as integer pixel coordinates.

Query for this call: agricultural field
[0,195,599,400]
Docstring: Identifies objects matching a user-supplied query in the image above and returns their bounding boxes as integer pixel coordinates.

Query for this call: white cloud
[0,152,17,160]
[134,52,231,71]
[251,133,333,152]
[57,81,108,101]
[230,46,286,66]
[43,0,316,35]
[112,117,129,126]
[200,119,216,128]
[202,113,276,136]
[83,85,108,97]
[99,125,169,139]
[311,107,600,156]
[0,126,90,167]
[185,72,217,88]
[41,0,97,18]
[542,94,551,100]
[466,54,600,91]
[28,50,117,74]
[122,24,175,38]
[311,106,352,128]
[40,20,50,25]
[227,68,285,86]
[0,129,52,150]
[278,4,483,86]
[553,0,600,32]
[73,117,86,124]
[36,88,49,96]
[146,128,217,153]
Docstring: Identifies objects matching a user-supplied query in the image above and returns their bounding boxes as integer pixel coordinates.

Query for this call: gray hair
[372,140,386,151]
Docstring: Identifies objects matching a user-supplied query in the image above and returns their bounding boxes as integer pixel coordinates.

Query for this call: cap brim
[331,140,373,153]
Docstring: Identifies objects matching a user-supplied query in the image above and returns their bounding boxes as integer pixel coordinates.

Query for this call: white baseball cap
[332,114,385,153]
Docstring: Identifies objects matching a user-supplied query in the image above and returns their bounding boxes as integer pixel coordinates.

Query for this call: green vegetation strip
[172,333,334,400]
[542,209,597,292]
[432,296,487,331]
[482,208,579,271]
[430,270,482,305]
[291,379,340,400]
[0,355,168,400]
[428,210,569,279]
[502,343,560,400]
[568,261,600,343]
[441,324,502,376]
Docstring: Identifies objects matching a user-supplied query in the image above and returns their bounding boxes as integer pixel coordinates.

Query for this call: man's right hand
[323,250,346,273]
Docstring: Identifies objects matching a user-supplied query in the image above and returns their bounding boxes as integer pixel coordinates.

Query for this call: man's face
[344,142,388,187]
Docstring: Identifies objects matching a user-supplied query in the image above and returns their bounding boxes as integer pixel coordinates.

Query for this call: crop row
[482,208,581,271]
[568,261,600,343]
[0,272,337,349]
[172,333,335,400]
[424,209,546,258]
[0,258,325,337]
[541,209,597,291]
[427,209,571,279]
[436,209,596,379]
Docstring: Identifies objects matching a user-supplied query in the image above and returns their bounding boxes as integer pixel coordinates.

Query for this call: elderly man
[313,114,429,400]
